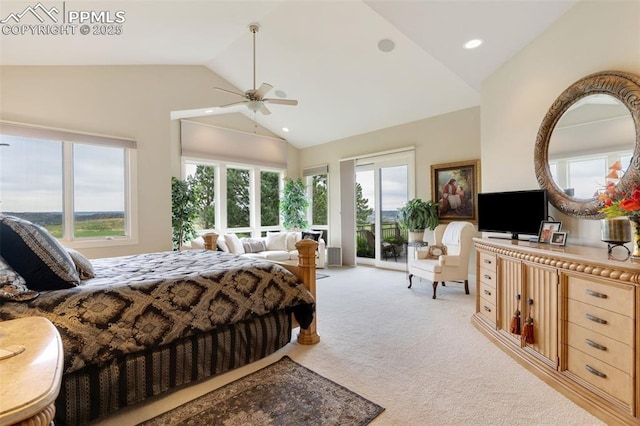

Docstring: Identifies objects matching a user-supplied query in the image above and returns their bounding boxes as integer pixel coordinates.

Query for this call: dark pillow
[302,231,321,242]
[66,247,96,280]
[0,215,80,291]
[0,257,39,302]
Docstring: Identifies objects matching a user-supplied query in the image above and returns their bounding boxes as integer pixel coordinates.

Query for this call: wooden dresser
[473,238,640,425]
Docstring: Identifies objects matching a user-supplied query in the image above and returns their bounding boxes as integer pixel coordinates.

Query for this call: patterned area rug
[140,356,384,426]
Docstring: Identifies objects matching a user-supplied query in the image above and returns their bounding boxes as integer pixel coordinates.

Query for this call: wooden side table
[0,317,63,426]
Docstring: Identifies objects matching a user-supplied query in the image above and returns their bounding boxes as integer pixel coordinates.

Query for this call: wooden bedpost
[295,238,320,345]
[202,233,219,250]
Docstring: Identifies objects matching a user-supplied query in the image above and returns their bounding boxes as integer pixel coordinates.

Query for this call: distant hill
[3,211,124,225]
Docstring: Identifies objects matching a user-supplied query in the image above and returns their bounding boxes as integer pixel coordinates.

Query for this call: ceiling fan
[213,23,298,116]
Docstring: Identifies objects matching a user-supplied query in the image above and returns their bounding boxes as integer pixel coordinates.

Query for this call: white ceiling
[0,0,578,149]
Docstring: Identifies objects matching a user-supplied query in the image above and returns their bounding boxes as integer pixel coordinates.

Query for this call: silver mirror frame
[534,70,640,218]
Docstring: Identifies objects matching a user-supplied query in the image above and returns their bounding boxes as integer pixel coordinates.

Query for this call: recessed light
[378,39,395,53]
[204,109,214,113]
[464,39,483,49]
[282,127,290,133]
[275,89,287,98]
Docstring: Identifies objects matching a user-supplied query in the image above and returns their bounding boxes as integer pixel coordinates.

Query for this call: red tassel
[521,315,534,344]
[510,309,521,334]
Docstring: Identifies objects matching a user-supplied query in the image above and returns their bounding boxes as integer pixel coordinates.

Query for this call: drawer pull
[483,289,492,296]
[585,364,607,379]
[483,274,492,280]
[483,305,492,312]
[483,259,492,265]
[585,289,608,299]
[585,313,607,325]
[585,339,607,351]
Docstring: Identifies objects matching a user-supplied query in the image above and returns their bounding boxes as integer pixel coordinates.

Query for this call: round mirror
[535,71,640,218]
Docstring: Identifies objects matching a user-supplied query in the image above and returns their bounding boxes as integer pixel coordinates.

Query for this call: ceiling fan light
[247,100,261,112]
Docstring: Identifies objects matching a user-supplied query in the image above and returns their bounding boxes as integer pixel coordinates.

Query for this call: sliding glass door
[355,151,413,270]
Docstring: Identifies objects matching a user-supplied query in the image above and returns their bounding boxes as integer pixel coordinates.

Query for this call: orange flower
[620,198,640,212]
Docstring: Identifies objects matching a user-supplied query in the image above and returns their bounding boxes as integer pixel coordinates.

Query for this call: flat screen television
[477,189,548,240]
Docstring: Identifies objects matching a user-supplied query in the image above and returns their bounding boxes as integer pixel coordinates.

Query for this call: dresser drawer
[566,322,633,375]
[479,298,497,324]
[478,280,497,306]
[479,268,496,289]
[478,252,497,273]
[567,276,634,318]
[567,346,634,407]
[567,299,634,346]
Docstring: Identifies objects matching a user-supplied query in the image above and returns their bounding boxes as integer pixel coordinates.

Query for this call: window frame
[0,122,138,249]
[183,157,285,238]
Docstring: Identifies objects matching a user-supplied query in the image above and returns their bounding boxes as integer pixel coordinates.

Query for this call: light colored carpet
[96,266,604,426]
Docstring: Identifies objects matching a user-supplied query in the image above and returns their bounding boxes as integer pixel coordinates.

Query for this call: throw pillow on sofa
[266,232,288,251]
[242,238,266,253]
[225,234,245,254]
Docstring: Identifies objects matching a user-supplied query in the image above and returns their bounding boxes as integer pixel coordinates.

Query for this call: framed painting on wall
[431,159,480,223]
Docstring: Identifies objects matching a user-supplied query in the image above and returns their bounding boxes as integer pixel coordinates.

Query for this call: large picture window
[184,158,284,236]
[0,123,136,247]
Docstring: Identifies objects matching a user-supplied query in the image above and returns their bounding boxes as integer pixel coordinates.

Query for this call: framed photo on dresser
[538,221,562,244]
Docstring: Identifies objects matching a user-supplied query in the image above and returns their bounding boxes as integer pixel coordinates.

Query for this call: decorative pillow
[66,248,95,280]
[427,245,448,259]
[242,238,266,254]
[286,232,301,251]
[302,231,321,242]
[0,257,39,302]
[0,215,80,291]
[266,232,287,251]
[225,233,245,255]
[217,235,229,252]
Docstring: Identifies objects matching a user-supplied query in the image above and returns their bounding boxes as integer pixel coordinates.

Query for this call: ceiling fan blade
[263,98,298,106]
[256,102,271,115]
[219,100,248,108]
[213,86,247,98]
[254,82,273,99]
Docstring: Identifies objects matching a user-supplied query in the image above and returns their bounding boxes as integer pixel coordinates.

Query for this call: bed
[0,216,319,426]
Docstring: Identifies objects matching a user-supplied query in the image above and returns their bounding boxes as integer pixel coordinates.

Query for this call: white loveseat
[190,231,326,268]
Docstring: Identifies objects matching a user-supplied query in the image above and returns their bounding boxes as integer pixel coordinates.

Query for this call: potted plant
[397,198,439,242]
[171,177,199,250]
[280,177,309,231]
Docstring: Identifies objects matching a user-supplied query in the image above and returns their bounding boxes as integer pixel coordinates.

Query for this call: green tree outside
[227,168,250,228]
[188,165,216,229]
[261,171,280,226]
[356,182,373,226]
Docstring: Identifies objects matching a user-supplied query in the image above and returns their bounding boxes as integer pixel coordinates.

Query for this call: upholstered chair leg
[408,273,413,289]
[464,279,469,294]
[432,281,438,299]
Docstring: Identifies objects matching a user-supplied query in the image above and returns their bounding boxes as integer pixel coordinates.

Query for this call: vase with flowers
[598,173,640,257]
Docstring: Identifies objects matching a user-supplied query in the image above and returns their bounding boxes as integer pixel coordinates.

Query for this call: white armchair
[407,221,475,299]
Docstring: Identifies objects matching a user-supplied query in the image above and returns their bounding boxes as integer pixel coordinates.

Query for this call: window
[550,150,632,198]
[0,123,136,247]
[184,158,284,236]
[304,165,329,242]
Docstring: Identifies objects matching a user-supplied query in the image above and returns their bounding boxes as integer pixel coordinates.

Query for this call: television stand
[487,232,527,241]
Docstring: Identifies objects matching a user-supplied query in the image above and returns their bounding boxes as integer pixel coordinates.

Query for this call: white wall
[0,65,301,258]
[298,106,480,248]
[481,0,640,246]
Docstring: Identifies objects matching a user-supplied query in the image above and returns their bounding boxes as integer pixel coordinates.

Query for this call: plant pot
[408,230,425,243]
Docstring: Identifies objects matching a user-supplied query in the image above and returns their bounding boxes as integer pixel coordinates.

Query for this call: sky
[356,165,408,213]
[0,135,125,212]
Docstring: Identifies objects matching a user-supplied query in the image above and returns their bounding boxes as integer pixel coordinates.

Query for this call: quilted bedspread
[0,250,315,374]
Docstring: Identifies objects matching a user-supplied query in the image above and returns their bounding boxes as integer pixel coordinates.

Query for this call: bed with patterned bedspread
[0,216,316,425]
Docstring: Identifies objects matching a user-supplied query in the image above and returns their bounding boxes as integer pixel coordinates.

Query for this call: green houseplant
[397,198,439,242]
[280,177,309,231]
[171,177,199,250]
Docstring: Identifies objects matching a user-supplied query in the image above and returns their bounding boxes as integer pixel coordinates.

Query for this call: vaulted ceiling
[0,1,578,148]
